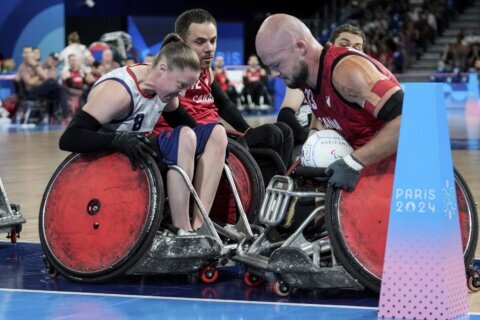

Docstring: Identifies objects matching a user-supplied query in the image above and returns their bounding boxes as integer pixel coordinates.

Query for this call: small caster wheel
[7,225,21,244]
[42,255,59,279]
[466,265,480,292]
[273,279,291,297]
[244,272,263,287]
[8,229,17,244]
[468,274,480,292]
[200,265,219,284]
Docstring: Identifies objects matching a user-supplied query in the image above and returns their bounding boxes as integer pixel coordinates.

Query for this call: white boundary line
[0,288,378,310]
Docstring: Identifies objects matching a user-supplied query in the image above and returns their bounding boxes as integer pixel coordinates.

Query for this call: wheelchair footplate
[126,232,222,275]
[236,175,364,295]
[267,247,364,291]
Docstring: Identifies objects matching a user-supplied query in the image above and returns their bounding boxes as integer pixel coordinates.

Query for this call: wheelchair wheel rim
[39,152,163,282]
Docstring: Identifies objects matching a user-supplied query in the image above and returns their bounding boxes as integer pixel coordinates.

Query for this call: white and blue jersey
[93,64,166,133]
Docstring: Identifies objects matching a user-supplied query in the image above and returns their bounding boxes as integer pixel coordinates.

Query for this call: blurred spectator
[88,61,103,83]
[124,57,137,66]
[144,52,154,64]
[452,34,470,70]
[3,59,15,72]
[32,48,41,63]
[465,29,480,45]
[439,43,455,71]
[99,48,121,73]
[43,52,61,80]
[242,54,272,108]
[59,31,94,73]
[61,54,90,118]
[16,46,67,122]
[213,55,239,105]
[468,44,480,73]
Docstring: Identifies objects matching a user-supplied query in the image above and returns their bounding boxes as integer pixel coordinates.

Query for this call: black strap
[377,90,403,121]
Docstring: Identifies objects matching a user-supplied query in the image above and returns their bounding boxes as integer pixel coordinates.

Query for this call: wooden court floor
[0,113,480,311]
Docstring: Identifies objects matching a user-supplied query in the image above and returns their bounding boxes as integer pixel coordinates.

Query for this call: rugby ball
[300,130,353,168]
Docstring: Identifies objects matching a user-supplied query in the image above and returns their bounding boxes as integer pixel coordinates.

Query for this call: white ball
[300,130,353,168]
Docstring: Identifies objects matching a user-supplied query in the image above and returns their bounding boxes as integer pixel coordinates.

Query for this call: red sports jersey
[214,69,229,92]
[154,69,219,134]
[246,68,262,83]
[67,69,85,89]
[301,45,400,149]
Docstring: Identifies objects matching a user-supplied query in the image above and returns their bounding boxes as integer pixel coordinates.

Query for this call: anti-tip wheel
[200,265,219,284]
[273,279,291,297]
[244,272,263,287]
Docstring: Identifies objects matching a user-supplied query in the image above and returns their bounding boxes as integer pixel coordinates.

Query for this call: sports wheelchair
[234,156,479,296]
[39,138,264,283]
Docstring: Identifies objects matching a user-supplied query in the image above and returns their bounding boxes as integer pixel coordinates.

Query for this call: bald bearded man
[256,14,403,191]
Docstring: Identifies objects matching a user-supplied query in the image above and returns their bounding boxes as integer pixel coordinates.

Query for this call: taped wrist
[343,154,364,171]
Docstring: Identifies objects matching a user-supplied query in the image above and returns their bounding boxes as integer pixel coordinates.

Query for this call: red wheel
[273,279,290,297]
[326,156,479,292]
[244,272,263,287]
[200,266,219,284]
[39,152,164,283]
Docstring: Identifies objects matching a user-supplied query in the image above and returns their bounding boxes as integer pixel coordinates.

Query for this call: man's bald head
[254,14,319,89]
[255,14,314,59]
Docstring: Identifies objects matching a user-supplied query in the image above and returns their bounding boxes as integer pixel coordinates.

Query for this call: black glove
[325,154,364,192]
[241,124,283,148]
[110,132,157,170]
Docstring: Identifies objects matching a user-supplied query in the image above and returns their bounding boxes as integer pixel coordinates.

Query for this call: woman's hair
[152,33,200,72]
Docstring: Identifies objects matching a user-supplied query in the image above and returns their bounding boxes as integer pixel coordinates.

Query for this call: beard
[285,61,308,89]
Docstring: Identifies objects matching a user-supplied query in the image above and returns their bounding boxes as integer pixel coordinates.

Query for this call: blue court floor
[0,242,479,320]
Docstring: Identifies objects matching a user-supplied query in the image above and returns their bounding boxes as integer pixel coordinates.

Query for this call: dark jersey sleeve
[211,81,250,132]
[162,102,198,128]
[59,110,115,152]
[277,107,309,143]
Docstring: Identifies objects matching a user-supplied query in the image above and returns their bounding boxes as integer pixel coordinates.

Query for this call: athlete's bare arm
[332,55,402,166]
[83,80,132,124]
[280,87,305,113]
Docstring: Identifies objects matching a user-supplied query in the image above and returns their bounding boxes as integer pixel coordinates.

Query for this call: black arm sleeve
[277,107,309,144]
[377,90,403,121]
[211,81,250,132]
[59,110,115,153]
[162,102,198,128]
